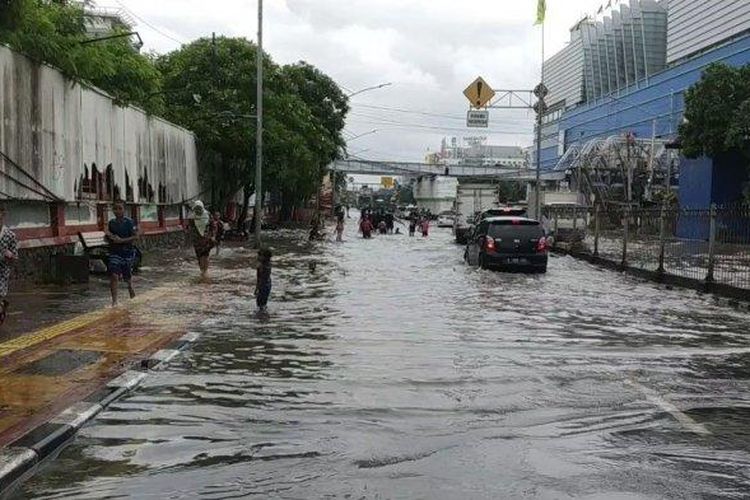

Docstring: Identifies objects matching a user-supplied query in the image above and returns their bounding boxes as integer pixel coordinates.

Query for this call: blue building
[539,0,750,208]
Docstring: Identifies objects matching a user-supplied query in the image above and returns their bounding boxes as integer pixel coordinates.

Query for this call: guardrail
[545,204,750,299]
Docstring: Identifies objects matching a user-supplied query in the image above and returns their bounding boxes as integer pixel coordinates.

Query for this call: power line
[353,102,535,123]
[348,112,534,136]
[349,109,533,128]
[113,0,186,45]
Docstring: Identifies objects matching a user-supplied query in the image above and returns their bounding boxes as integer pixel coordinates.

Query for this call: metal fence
[545,204,750,296]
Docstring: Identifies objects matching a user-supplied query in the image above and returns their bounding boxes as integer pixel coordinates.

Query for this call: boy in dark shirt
[106,201,139,306]
[255,247,272,312]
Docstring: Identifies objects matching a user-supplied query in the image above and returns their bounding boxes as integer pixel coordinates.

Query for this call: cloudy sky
[109,0,607,162]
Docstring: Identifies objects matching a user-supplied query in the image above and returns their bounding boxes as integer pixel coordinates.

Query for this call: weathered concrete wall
[0,44,199,204]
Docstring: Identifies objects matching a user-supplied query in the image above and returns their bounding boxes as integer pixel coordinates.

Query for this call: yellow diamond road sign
[464,77,495,109]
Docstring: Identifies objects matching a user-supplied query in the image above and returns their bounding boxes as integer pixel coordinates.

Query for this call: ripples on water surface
[17,223,750,499]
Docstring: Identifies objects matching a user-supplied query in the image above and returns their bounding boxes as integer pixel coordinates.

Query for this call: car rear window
[483,208,526,218]
[488,221,543,239]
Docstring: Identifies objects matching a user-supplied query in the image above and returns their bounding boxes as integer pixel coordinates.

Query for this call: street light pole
[254,0,264,248]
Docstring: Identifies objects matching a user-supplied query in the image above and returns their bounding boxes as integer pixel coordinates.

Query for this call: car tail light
[485,236,496,251]
[536,236,548,253]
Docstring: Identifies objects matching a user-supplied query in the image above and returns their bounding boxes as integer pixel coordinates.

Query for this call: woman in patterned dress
[0,206,18,325]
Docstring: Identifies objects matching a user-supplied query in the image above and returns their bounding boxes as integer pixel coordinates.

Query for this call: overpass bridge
[331,159,528,178]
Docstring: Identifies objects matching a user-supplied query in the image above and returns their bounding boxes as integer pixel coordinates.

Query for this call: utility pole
[254,0,264,247]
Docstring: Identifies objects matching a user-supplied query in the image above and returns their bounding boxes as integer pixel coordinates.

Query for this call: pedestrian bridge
[330,159,526,178]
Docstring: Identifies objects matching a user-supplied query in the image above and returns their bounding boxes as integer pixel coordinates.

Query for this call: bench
[78,231,142,273]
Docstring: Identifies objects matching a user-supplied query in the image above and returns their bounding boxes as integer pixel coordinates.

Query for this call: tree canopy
[1,3,350,215]
[157,37,349,215]
[680,63,750,202]
[680,63,750,159]
[0,0,163,113]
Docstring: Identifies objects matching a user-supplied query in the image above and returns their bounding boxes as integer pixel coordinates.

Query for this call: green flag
[535,0,546,25]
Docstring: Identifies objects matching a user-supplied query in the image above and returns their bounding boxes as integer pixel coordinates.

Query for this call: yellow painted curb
[0,288,170,359]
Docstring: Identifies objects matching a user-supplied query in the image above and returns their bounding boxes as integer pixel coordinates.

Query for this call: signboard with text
[466,110,489,128]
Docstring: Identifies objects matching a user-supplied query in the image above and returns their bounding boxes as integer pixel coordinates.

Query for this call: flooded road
[15,221,750,499]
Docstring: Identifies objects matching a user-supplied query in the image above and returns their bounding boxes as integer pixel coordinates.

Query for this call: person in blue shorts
[106,201,139,306]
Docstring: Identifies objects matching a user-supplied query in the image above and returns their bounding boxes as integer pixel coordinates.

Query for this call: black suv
[464,216,548,273]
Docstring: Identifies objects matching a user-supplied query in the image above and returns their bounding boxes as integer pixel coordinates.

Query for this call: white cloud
[109,0,605,160]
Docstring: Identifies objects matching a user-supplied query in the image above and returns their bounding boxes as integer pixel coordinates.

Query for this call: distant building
[81,3,141,50]
[433,137,526,169]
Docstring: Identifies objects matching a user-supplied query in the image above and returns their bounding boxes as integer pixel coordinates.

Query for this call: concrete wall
[0,44,199,205]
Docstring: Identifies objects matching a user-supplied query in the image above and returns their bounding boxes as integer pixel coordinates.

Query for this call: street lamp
[347,129,379,142]
[80,31,144,50]
[347,82,393,98]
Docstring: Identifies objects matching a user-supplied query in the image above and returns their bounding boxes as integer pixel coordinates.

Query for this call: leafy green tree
[0,0,163,113]
[497,181,525,203]
[680,63,750,158]
[680,63,750,202]
[282,61,349,160]
[158,36,349,220]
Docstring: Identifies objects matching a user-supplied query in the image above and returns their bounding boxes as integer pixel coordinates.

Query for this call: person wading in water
[106,201,139,306]
[0,205,18,324]
[255,247,272,312]
[189,200,217,280]
[360,215,374,239]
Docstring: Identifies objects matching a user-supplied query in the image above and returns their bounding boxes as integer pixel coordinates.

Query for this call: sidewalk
[0,282,205,447]
[0,246,229,494]
[0,242,261,494]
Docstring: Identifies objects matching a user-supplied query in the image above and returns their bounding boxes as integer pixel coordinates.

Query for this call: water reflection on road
[17,220,750,499]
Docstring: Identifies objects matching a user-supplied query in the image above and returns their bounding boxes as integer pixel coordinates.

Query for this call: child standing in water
[255,247,272,311]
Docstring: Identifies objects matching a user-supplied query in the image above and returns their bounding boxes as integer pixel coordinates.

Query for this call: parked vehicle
[437,211,456,228]
[464,216,548,273]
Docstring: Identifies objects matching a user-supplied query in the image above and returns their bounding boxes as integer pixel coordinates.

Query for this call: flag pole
[534,18,545,219]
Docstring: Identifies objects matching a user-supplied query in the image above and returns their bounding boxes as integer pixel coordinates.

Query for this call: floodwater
[15,218,750,499]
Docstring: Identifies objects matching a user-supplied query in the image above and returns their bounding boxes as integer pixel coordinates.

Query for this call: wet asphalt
[12,218,750,499]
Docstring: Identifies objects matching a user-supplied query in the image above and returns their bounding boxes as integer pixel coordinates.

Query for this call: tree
[680,63,750,202]
[282,61,349,161]
[680,63,750,158]
[497,181,526,204]
[0,0,163,113]
[0,0,23,30]
[158,37,349,219]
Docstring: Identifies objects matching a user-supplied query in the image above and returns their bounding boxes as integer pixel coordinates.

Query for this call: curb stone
[0,331,202,497]
[0,448,36,495]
